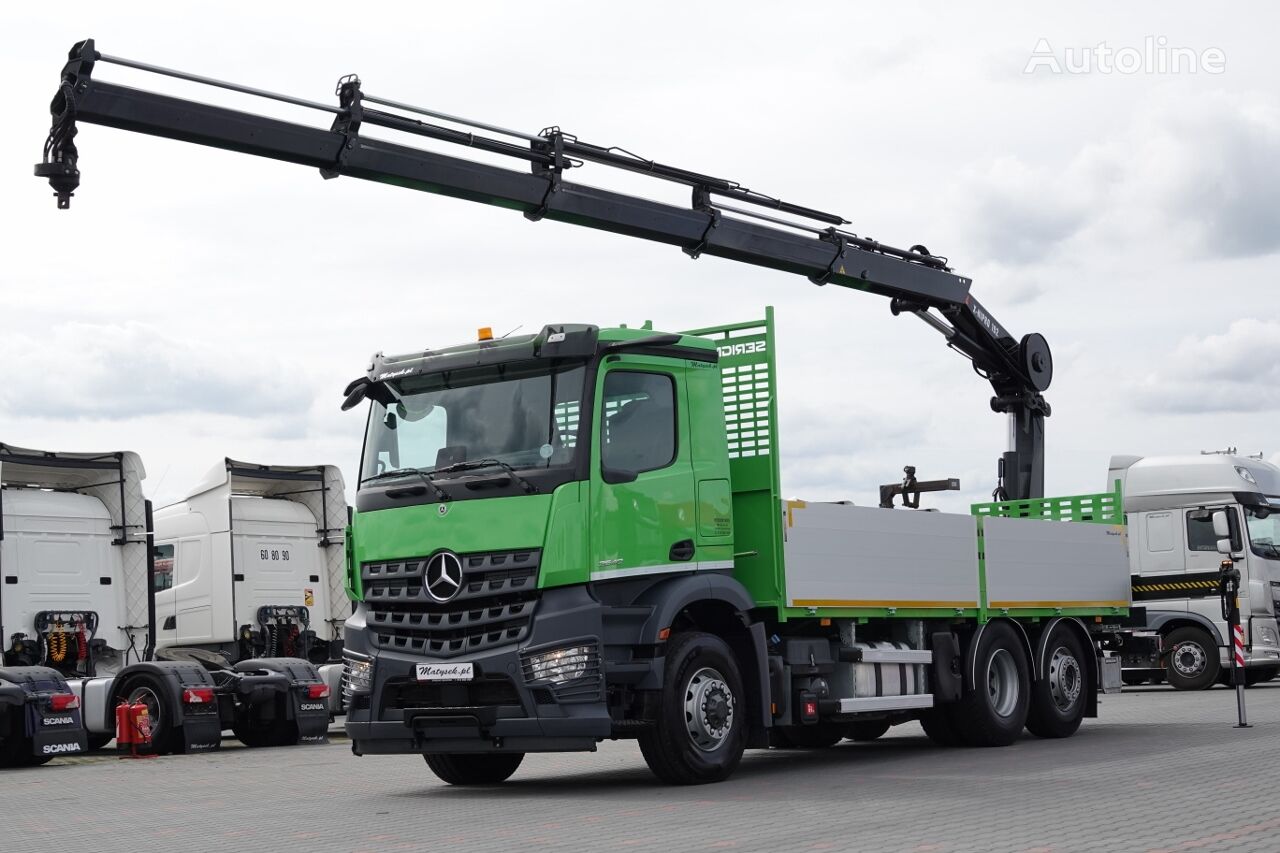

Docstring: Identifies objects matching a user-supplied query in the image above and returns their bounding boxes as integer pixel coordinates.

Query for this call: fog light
[343,654,373,696]
[523,645,594,685]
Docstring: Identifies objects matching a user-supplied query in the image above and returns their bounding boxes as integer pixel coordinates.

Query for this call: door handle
[669,539,695,562]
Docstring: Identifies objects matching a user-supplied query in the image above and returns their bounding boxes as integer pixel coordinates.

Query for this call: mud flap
[292,690,330,744]
[178,706,223,753]
[26,702,88,759]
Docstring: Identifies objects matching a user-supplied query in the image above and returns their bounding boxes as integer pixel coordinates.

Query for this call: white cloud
[955,93,1280,265]
[1134,318,1280,414]
[0,320,313,421]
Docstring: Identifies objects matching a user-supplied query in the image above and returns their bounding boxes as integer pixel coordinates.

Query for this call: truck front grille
[362,549,540,658]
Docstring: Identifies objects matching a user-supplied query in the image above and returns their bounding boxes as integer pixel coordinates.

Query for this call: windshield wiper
[363,467,452,502]
[427,459,539,494]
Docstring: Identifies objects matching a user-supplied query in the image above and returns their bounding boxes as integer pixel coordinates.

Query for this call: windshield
[360,362,585,484]
[1246,504,1280,560]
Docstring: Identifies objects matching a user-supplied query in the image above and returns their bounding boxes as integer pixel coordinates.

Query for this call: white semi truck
[0,446,337,761]
[153,459,351,732]
[1112,451,1280,689]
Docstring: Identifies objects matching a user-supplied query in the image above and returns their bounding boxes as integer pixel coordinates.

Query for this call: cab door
[589,359,697,582]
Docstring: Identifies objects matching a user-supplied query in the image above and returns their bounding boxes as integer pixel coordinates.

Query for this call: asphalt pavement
[4,682,1278,852]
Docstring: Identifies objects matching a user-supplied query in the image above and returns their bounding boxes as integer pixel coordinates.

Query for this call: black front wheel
[1163,627,1220,691]
[424,752,524,785]
[638,632,746,785]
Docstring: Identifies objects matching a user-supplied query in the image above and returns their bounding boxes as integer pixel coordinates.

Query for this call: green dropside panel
[345,484,588,601]
[683,308,785,609]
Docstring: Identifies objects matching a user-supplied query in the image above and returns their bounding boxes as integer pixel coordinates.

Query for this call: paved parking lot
[4,682,1278,852]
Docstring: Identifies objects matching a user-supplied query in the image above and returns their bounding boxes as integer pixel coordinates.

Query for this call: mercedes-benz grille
[362,549,540,658]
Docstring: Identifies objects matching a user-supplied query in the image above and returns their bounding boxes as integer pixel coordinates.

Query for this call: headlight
[522,644,595,685]
[343,654,373,698]
[1255,626,1279,647]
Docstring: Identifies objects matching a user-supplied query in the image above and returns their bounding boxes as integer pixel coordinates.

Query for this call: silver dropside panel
[983,515,1130,608]
[782,502,980,608]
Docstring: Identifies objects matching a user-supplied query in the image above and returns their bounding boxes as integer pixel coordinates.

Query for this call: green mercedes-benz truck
[32,43,1156,785]
[340,310,1136,785]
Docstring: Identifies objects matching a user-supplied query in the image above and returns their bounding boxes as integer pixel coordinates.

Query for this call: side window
[601,371,676,474]
[153,544,175,591]
[1185,510,1220,552]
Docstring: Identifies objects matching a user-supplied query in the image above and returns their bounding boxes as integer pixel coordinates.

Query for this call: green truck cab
[341,310,1137,785]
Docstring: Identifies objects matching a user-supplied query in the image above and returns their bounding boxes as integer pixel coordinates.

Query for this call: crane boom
[35,39,1052,500]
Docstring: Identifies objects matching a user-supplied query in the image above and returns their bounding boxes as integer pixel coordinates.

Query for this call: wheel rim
[986,648,1020,718]
[1172,641,1207,677]
[684,666,735,752]
[127,685,163,733]
[1047,645,1082,711]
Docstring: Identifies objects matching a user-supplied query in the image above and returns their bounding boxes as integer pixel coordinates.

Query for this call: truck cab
[154,460,349,679]
[1111,452,1280,688]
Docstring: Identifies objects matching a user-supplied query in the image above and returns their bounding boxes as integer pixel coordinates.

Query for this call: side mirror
[1212,510,1230,539]
[1216,538,1234,556]
[601,466,638,485]
[341,378,370,412]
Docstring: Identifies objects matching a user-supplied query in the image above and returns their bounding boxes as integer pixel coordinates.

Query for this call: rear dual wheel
[1025,626,1089,739]
[926,622,1031,747]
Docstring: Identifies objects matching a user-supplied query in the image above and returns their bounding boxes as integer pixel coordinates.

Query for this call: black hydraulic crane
[34,39,1053,501]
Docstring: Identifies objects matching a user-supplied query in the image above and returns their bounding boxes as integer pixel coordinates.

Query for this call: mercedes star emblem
[425,551,464,602]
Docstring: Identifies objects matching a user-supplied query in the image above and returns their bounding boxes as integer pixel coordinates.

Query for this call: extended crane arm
[35,40,1052,499]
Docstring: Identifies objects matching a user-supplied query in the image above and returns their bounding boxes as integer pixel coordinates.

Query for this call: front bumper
[345,585,613,754]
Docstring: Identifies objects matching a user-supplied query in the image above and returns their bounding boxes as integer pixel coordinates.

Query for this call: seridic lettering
[41,742,82,755]
[717,341,766,358]
[42,716,74,726]
[299,702,327,712]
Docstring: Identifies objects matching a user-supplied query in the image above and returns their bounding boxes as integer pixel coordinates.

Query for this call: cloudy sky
[3,3,1278,510]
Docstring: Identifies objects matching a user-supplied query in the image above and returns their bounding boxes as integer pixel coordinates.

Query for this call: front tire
[1025,625,1089,739]
[951,622,1030,747]
[1164,627,1220,691]
[638,632,746,785]
[424,752,524,785]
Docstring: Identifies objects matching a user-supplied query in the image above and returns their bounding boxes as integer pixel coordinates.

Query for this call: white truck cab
[154,459,348,677]
[1111,452,1280,688]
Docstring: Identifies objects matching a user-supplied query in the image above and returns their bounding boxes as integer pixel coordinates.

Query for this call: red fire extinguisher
[116,700,156,759]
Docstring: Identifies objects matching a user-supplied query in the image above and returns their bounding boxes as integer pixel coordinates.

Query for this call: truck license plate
[415,662,474,682]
